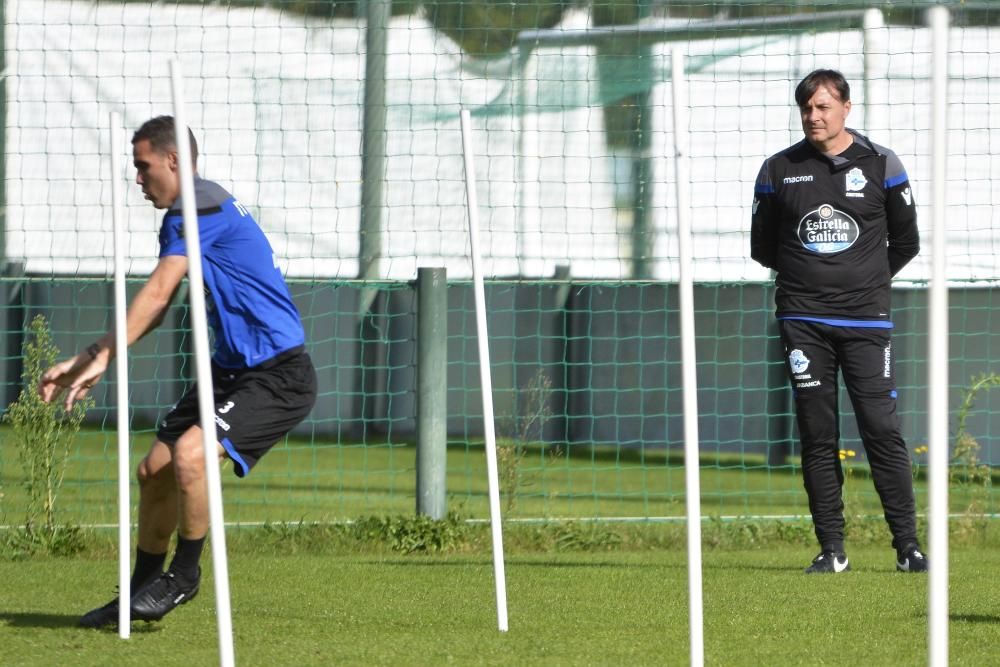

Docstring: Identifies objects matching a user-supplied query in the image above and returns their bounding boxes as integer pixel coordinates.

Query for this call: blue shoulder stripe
[755,183,775,194]
[884,172,908,189]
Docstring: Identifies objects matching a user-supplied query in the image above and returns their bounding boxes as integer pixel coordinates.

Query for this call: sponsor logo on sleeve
[901,187,912,205]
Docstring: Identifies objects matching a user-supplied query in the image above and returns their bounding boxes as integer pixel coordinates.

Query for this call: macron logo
[783,175,814,184]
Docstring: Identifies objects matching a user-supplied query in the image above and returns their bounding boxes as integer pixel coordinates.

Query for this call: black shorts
[156,348,317,477]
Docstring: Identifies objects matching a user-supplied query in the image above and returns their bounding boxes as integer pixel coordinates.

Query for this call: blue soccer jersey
[158,176,305,368]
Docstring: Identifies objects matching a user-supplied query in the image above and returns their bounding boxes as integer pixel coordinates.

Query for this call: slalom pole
[169,59,236,667]
[926,7,950,667]
[459,108,509,632]
[109,111,131,639]
[672,47,704,667]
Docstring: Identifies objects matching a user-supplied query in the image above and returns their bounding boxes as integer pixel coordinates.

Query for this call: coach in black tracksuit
[751,69,927,574]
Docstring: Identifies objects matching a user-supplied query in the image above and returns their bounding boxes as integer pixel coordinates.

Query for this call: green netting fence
[3,277,997,526]
[1,0,998,527]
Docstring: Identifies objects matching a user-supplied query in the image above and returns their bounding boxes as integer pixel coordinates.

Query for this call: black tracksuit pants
[778,319,919,552]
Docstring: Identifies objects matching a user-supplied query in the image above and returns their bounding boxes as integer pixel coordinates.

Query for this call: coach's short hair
[794,69,851,107]
[132,115,199,165]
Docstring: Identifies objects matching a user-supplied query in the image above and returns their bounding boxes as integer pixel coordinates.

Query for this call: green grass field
[2,427,995,528]
[1,545,999,666]
[2,426,998,664]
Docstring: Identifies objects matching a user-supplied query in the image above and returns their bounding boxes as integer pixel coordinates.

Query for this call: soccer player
[39,116,317,625]
[750,70,926,574]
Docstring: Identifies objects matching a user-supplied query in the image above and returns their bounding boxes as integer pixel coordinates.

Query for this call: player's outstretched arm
[39,347,109,410]
[38,255,189,411]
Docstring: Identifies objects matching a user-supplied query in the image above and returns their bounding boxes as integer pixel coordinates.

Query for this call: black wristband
[86,343,101,361]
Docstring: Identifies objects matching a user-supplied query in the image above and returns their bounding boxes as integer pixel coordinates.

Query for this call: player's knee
[172,435,206,485]
[136,460,173,503]
[136,456,163,485]
[136,458,151,485]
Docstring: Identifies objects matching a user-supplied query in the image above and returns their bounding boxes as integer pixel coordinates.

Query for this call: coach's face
[133,139,180,209]
[799,84,852,153]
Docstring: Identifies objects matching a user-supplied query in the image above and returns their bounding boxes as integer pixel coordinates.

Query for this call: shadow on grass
[0,611,164,633]
[0,611,80,629]
[703,562,804,574]
[367,558,685,570]
[952,613,1000,625]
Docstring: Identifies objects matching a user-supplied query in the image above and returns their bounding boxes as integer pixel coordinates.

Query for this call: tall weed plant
[497,370,562,513]
[948,372,998,541]
[1,314,92,557]
[951,372,998,489]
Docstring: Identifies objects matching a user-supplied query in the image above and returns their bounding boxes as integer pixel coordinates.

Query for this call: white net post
[459,108,510,633]
[926,6,950,667]
[109,110,131,639]
[671,47,704,667]
[169,60,236,667]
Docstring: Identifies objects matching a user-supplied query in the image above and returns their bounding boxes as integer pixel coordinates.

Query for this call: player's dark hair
[132,115,199,165]
[794,69,851,107]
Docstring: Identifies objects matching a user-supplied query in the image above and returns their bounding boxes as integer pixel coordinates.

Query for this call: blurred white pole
[109,111,131,639]
[671,47,704,667]
[169,60,236,667]
[459,108,509,633]
[927,7,950,667]
[862,8,885,134]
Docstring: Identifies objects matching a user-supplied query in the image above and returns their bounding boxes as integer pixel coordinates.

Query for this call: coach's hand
[39,343,109,411]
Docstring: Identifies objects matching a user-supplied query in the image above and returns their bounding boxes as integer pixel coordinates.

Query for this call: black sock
[132,548,167,589]
[169,535,206,580]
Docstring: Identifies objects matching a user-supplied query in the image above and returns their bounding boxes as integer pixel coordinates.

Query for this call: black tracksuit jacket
[750,130,920,323]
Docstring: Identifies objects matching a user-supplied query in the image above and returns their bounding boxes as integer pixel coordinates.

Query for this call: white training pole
[671,47,704,667]
[109,111,131,639]
[861,8,885,135]
[459,108,509,633]
[169,60,236,667]
[927,6,950,667]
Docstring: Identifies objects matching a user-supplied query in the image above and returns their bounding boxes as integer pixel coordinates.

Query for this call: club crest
[846,167,867,192]
[789,349,810,374]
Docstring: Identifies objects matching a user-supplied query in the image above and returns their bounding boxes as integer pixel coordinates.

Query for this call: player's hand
[38,346,108,411]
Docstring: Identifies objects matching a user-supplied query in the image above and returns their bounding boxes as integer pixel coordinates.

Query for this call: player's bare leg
[137,440,179,553]
[79,440,178,629]
[131,427,225,622]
